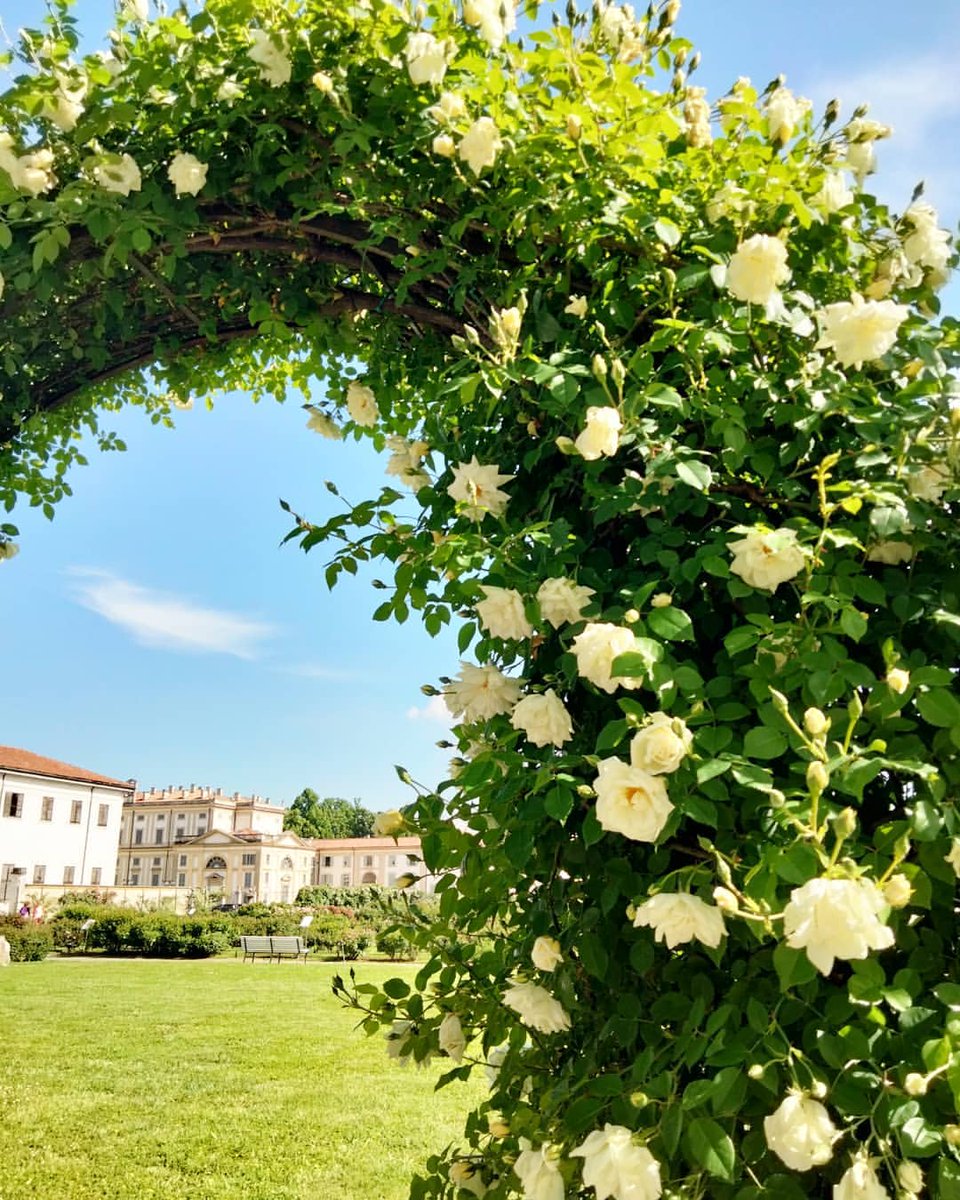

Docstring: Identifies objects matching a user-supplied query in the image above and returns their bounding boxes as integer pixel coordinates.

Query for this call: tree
[284,790,376,839]
[2,2,960,1198]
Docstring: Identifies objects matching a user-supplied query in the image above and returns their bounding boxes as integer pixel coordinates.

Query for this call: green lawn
[0,958,480,1200]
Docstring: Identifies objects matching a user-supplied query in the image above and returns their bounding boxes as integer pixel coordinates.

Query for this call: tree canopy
[3,2,960,1199]
[283,788,376,838]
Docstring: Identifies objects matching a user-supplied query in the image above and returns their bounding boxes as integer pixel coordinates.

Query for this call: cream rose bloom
[503,981,571,1033]
[575,406,622,460]
[903,202,952,276]
[444,662,522,722]
[476,585,532,640]
[43,78,86,131]
[816,293,909,368]
[3,145,56,196]
[447,456,513,520]
[405,32,455,86]
[433,134,456,157]
[427,91,467,123]
[305,407,341,438]
[536,577,595,628]
[565,294,588,318]
[513,1141,564,1200]
[167,152,208,196]
[385,436,430,491]
[764,1092,839,1170]
[783,877,895,975]
[571,1124,662,1200]
[866,540,913,565]
[345,381,379,427]
[511,690,574,748]
[833,1156,891,1200]
[765,85,811,143]
[463,0,517,49]
[630,713,691,775]
[729,527,806,592]
[0,540,19,561]
[248,29,292,85]
[531,935,563,972]
[449,1160,488,1198]
[458,117,502,175]
[311,71,334,94]
[572,623,642,694]
[438,1012,466,1061]
[812,171,854,216]
[908,462,950,503]
[94,153,142,196]
[725,234,791,308]
[632,893,725,949]
[593,758,673,843]
[372,809,404,837]
[897,1162,923,1195]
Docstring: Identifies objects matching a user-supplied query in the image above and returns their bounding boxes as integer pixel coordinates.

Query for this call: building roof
[0,746,133,790]
[307,836,423,851]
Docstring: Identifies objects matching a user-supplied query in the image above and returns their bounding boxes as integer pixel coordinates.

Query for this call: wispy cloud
[811,52,960,217]
[69,569,276,659]
[406,695,451,724]
[279,662,363,681]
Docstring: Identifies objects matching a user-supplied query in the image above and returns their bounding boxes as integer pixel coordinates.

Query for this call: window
[41,796,54,821]
[243,872,254,889]
[70,800,83,824]
[242,853,256,866]
[97,804,109,826]
[155,829,164,844]
[341,872,351,885]
[134,828,143,845]
[363,855,374,867]
[3,792,24,818]
[132,857,141,867]
[323,856,332,867]
[151,872,161,886]
[33,864,45,883]
[342,856,350,866]
[178,873,186,887]
[62,866,75,885]
[130,873,140,885]
[205,856,226,870]
[90,868,102,885]
[178,855,187,867]
[153,857,162,867]
[281,856,294,870]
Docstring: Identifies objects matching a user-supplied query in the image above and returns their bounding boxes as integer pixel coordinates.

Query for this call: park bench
[240,935,308,963]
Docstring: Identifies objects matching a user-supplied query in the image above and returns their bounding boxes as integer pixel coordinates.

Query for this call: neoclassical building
[0,745,133,912]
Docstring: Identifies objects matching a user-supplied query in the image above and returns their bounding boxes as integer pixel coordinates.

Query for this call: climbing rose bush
[1,1,960,1197]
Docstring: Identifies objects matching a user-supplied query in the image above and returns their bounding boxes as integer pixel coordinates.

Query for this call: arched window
[205,856,226,869]
[361,871,377,884]
[280,856,294,870]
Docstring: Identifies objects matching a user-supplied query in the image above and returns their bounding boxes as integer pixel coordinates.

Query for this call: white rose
[463,0,517,49]
[725,234,791,308]
[305,406,342,440]
[571,1125,662,1200]
[438,1012,466,1061]
[765,85,811,143]
[902,202,952,274]
[4,146,56,196]
[121,0,148,20]
[572,623,642,694]
[575,406,621,460]
[476,585,532,640]
[248,29,292,86]
[311,71,334,94]
[632,893,725,949]
[683,86,711,148]
[536,577,595,628]
[883,874,912,909]
[593,758,673,843]
[897,1162,924,1195]
[458,117,502,175]
[650,592,672,608]
[43,79,86,131]
[503,981,571,1034]
[783,876,895,975]
[372,809,404,837]
[385,1018,414,1062]
[630,713,691,775]
[866,540,913,565]
[531,935,563,972]
[405,31,454,86]
[813,171,854,216]
[816,293,909,368]
[908,462,950,503]
[217,78,244,102]
[444,662,523,722]
[513,1141,564,1200]
[764,1092,839,1170]
[385,436,430,490]
[167,152,208,196]
[706,181,749,224]
[345,380,379,427]
[447,456,513,520]
[565,294,588,318]
[886,668,910,695]
[728,527,806,592]
[834,1156,891,1200]
[93,153,142,197]
[427,91,467,123]
[485,1042,509,1088]
[510,690,574,748]
[433,134,456,157]
[449,1160,488,1198]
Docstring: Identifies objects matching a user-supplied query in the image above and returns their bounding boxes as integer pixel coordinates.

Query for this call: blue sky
[0,0,957,809]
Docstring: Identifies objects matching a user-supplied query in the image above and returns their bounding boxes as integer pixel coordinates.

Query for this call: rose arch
[3,1,960,1197]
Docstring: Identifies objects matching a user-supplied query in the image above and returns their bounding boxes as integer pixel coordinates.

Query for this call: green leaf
[773,944,817,992]
[647,606,694,642]
[933,983,960,1011]
[676,460,713,492]
[579,933,609,980]
[684,1116,736,1181]
[839,607,868,641]
[653,217,681,246]
[659,1104,683,1158]
[382,977,410,999]
[544,785,574,823]
[916,689,960,728]
[742,727,787,761]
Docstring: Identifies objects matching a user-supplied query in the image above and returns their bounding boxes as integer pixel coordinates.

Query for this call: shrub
[375,929,418,961]
[0,916,53,962]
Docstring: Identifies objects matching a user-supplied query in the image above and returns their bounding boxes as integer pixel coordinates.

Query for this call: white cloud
[811,52,960,220]
[405,695,450,724]
[69,569,276,659]
[279,662,362,681]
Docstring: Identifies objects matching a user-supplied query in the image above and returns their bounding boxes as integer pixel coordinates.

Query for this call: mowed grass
[0,958,481,1200]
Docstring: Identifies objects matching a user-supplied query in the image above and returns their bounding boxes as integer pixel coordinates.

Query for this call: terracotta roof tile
[0,745,132,790]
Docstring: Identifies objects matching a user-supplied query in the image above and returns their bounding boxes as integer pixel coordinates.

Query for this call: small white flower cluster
[514,1125,662,1200]
[0,133,56,196]
[463,0,518,49]
[385,436,431,492]
[592,713,690,844]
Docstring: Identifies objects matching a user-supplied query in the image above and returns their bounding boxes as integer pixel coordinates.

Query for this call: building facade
[0,746,133,913]
[310,836,434,892]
